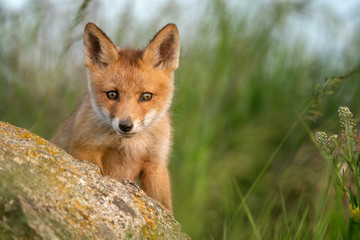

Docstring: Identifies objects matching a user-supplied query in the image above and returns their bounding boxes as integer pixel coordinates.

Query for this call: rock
[0,121,190,239]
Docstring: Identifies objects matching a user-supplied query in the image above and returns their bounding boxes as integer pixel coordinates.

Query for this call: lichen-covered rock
[0,121,190,239]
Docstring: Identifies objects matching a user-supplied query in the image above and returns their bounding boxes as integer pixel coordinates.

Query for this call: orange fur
[52,22,180,211]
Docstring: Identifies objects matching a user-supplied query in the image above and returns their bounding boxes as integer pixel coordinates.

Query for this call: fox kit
[51,22,180,211]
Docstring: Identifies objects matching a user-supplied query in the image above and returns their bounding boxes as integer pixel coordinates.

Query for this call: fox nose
[119,120,133,133]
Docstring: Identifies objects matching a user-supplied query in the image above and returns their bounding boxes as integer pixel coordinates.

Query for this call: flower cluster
[316,106,360,222]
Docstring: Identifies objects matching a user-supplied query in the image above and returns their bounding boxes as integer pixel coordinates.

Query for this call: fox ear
[143,24,180,71]
[83,22,119,70]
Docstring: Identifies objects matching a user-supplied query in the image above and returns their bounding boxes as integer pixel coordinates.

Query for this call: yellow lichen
[46,146,59,156]
[131,193,158,234]
[59,185,66,193]
[73,200,83,210]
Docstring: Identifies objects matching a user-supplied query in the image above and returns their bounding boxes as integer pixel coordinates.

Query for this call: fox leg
[70,146,104,173]
[140,162,172,212]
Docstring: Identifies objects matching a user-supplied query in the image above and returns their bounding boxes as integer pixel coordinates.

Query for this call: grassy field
[1,0,360,239]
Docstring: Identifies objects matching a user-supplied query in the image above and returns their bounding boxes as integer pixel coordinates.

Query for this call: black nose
[119,120,133,133]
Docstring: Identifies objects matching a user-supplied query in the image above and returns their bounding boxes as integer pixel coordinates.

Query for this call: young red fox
[51,22,180,211]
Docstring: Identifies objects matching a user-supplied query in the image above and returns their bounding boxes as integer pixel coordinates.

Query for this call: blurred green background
[1,0,360,239]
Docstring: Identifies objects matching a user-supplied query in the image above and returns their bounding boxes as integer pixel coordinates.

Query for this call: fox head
[83,23,180,138]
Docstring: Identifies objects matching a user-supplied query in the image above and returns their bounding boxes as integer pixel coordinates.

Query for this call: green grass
[1,0,360,239]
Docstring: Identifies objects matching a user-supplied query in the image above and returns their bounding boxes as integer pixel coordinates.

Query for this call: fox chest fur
[52,22,180,211]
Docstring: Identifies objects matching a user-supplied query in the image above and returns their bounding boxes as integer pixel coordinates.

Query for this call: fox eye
[140,92,152,101]
[106,91,118,100]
